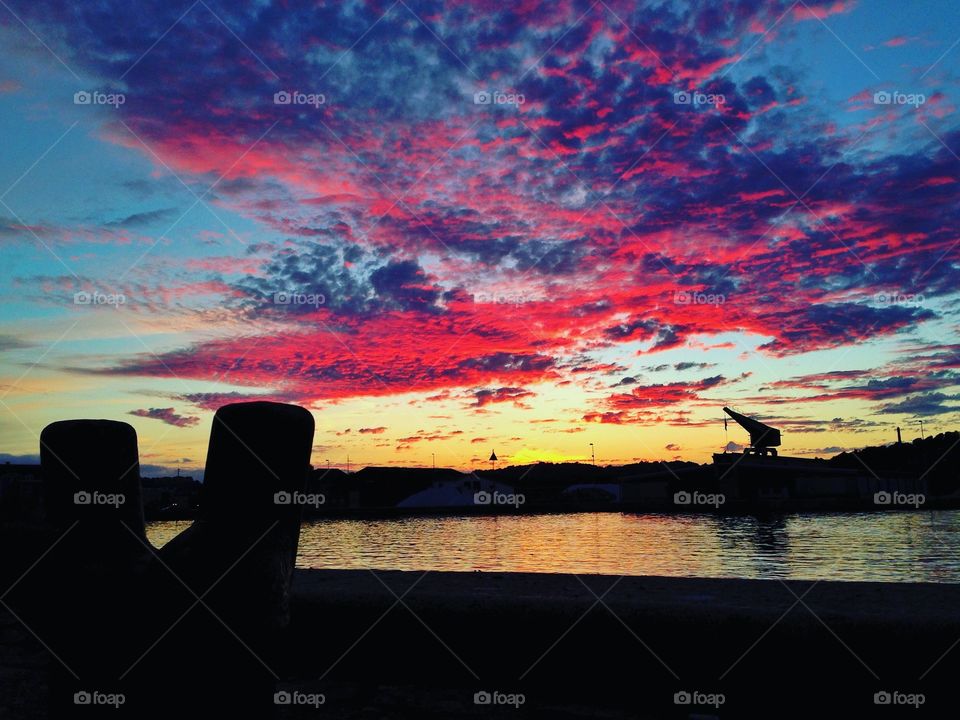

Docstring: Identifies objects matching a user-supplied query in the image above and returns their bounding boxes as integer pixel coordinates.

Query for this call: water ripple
[147,510,960,583]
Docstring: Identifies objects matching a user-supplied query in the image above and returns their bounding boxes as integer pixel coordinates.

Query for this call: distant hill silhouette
[829,431,960,493]
[6,435,957,521]
[303,460,711,514]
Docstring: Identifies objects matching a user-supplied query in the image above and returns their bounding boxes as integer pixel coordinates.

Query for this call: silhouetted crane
[723,407,781,457]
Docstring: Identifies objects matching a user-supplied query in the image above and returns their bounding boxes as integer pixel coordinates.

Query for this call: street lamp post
[590,443,595,466]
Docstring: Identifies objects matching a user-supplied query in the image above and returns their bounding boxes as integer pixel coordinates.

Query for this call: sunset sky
[1,0,959,476]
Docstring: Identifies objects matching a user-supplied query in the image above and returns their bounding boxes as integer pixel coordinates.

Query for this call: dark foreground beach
[283,570,958,716]
[5,552,957,717]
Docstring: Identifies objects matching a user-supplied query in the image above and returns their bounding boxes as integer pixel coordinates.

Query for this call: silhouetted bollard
[31,420,148,718]
[141,401,315,716]
[40,419,146,551]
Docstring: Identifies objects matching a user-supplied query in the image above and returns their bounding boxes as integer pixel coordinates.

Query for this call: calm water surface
[147,510,960,583]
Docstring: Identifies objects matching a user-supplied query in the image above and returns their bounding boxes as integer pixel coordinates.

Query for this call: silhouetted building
[0,462,43,521]
[141,474,200,518]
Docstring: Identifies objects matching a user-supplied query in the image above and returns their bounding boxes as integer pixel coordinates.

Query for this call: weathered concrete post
[40,419,146,549]
[35,419,148,718]
[144,401,315,715]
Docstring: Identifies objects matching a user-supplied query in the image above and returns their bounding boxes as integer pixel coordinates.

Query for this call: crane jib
[722,407,782,449]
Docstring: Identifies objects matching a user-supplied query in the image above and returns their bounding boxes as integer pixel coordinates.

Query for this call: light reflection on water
[146,510,960,583]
